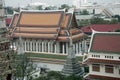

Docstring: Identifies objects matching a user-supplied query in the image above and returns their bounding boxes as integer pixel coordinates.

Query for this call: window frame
[92,64,100,72]
[105,65,114,73]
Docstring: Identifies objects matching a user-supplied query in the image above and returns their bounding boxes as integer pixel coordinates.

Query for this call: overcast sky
[4,0,120,7]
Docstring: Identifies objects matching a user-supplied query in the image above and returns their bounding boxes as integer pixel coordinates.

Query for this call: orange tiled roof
[18,11,64,27]
[9,13,19,32]
[15,27,58,33]
[10,10,85,42]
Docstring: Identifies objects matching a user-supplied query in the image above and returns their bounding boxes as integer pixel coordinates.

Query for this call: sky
[4,0,120,7]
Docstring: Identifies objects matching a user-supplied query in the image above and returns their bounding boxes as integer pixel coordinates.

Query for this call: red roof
[81,24,120,33]
[5,18,12,25]
[90,33,120,53]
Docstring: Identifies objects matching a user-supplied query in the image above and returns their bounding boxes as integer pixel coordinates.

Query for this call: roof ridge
[20,9,65,13]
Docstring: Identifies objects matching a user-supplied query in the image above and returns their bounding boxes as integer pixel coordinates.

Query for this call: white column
[66,43,68,54]
[51,42,53,53]
[62,43,65,54]
[85,40,88,53]
[76,43,78,54]
[79,42,82,55]
[42,41,44,52]
[13,42,16,50]
[56,42,60,53]
[36,41,38,52]
[30,41,32,51]
[48,42,50,53]
[29,41,30,51]
[44,41,46,52]
[73,43,75,53]
[55,44,57,53]
[24,40,26,52]
[100,64,105,73]
[45,41,47,52]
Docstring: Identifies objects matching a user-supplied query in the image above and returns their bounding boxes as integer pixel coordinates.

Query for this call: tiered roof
[10,10,85,42]
[9,13,19,33]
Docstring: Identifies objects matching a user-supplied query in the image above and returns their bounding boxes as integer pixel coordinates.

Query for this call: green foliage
[115,29,120,32]
[6,7,13,14]
[110,19,119,24]
[37,5,43,10]
[13,54,36,80]
[65,75,83,80]
[80,10,89,15]
[77,19,90,27]
[113,15,120,22]
[90,17,119,24]
[33,71,83,80]
[84,66,89,73]
[47,71,64,80]
[59,4,70,9]
[45,6,57,10]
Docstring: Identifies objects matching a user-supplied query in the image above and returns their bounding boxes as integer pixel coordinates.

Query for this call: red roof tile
[90,33,120,53]
[5,18,11,25]
[81,24,120,33]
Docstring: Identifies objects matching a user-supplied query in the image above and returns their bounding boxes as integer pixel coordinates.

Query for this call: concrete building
[83,31,120,80]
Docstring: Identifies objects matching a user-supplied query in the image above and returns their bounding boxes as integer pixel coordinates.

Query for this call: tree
[33,71,83,80]
[90,17,119,24]
[80,10,89,15]
[110,19,118,24]
[13,54,36,80]
[77,19,90,27]
[37,5,43,10]
[6,7,13,14]
[115,29,120,32]
[59,4,70,9]
[113,15,120,22]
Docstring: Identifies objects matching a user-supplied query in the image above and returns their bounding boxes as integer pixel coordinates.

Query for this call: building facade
[83,31,120,80]
[10,10,88,55]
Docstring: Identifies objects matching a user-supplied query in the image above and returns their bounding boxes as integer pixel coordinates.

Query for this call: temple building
[83,31,120,80]
[10,10,87,55]
[0,0,14,80]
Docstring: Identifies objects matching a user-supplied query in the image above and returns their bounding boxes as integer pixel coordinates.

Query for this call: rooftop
[81,24,120,34]
[89,32,120,54]
[10,10,86,42]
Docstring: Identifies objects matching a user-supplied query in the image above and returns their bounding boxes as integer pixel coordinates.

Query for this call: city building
[9,10,88,55]
[83,31,120,80]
